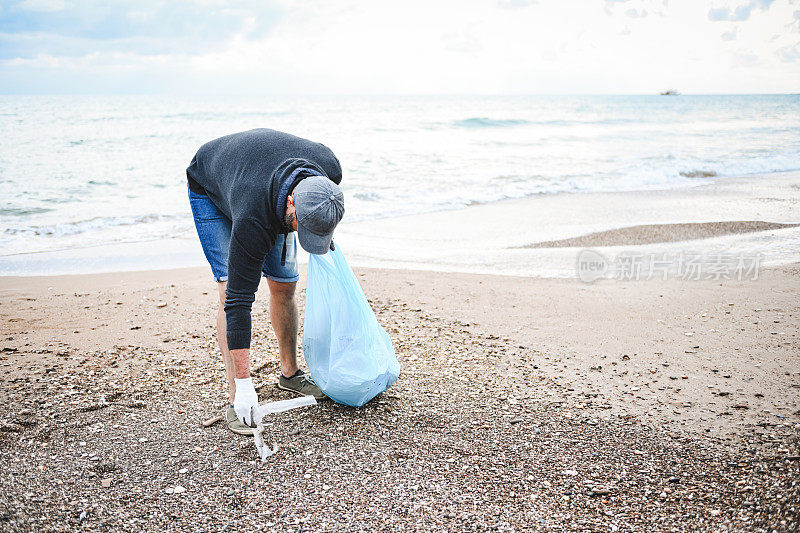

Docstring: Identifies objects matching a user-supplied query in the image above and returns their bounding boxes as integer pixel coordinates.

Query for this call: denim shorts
[188,188,299,283]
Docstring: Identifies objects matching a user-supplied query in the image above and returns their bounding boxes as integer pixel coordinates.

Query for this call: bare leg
[267,279,299,378]
[216,281,236,404]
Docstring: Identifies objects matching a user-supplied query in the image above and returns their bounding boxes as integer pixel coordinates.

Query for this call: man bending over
[187,128,345,434]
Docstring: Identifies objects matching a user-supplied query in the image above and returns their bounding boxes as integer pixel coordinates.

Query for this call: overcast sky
[0,0,798,94]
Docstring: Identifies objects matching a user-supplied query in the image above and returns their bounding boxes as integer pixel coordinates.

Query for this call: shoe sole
[277,382,326,400]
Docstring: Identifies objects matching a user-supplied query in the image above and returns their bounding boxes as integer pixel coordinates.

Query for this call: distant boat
[660,89,680,95]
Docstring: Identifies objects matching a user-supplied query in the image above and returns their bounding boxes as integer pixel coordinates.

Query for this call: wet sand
[334,170,800,277]
[4,171,800,278]
[523,221,799,248]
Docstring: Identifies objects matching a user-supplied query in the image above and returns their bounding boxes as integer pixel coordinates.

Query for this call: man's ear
[287,195,294,207]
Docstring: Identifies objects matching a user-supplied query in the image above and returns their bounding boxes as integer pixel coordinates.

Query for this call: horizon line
[0,92,798,97]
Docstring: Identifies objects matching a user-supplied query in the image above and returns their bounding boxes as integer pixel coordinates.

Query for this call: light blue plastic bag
[303,244,400,407]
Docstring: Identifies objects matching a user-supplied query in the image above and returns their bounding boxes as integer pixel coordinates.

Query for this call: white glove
[233,377,259,427]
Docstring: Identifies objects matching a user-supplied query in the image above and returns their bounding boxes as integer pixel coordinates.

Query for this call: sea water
[1,94,799,273]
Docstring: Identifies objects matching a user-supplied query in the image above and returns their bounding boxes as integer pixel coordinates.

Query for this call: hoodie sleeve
[225,217,273,350]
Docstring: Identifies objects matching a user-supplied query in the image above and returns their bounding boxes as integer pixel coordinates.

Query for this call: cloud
[625,8,647,18]
[0,0,285,59]
[708,4,752,22]
[708,0,777,22]
[790,9,800,31]
[732,50,760,66]
[708,7,731,21]
[603,0,630,16]
[497,0,537,9]
[731,3,754,20]
[1,0,798,95]
[721,27,738,40]
[17,0,66,12]
[776,42,800,62]
[444,27,483,53]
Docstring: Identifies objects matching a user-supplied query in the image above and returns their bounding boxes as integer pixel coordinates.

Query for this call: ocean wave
[452,117,533,128]
[448,116,643,129]
[680,170,718,178]
[161,110,294,120]
[352,191,383,202]
[4,94,799,265]
[82,110,295,122]
[0,206,54,216]
[4,214,184,237]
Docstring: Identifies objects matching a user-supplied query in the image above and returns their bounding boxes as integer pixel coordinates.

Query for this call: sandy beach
[1,170,799,531]
[3,0,800,528]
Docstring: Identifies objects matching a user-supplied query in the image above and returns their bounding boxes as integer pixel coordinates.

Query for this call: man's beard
[284,211,296,230]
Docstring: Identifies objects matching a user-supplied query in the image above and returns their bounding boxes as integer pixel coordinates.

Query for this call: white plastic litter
[253,422,279,461]
[250,395,317,462]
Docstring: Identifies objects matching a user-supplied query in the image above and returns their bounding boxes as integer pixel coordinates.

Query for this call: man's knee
[267,279,296,301]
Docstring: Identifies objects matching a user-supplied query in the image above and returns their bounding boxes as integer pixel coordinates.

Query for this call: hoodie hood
[270,157,327,232]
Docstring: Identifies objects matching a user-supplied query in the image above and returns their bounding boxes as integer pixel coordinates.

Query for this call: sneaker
[278,370,325,399]
[225,406,254,436]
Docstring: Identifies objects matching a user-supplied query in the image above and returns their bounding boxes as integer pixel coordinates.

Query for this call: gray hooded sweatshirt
[186,128,342,350]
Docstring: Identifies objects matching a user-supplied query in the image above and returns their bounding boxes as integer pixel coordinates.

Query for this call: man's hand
[233,377,259,427]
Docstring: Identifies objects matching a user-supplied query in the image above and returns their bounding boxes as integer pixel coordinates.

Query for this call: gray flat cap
[293,175,345,254]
